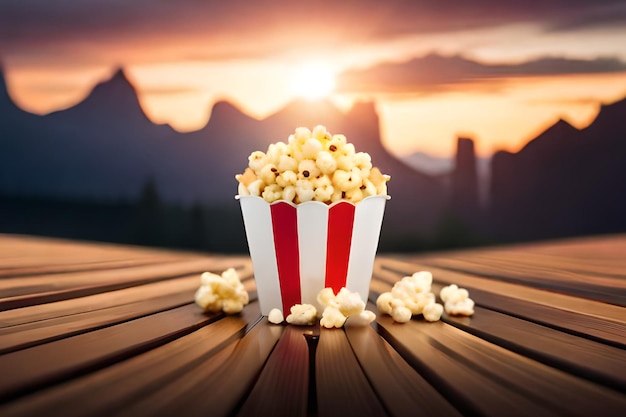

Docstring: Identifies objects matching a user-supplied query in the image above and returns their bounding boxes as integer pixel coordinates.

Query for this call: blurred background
[1,0,626,253]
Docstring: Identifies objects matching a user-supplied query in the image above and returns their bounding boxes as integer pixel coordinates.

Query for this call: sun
[288,63,335,100]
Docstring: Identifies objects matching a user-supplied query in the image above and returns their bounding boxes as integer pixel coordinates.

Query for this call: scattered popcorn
[391,302,412,323]
[440,284,475,316]
[236,125,390,204]
[195,268,249,314]
[286,303,318,326]
[423,302,444,322]
[317,287,376,328]
[317,287,338,309]
[375,291,395,315]
[320,306,347,328]
[334,287,366,317]
[346,310,377,327]
[268,308,284,324]
[376,270,453,323]
[445,298,475,316]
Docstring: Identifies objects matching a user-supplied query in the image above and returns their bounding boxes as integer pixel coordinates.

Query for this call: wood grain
[0,304,223,402]
[376,315,626,417]
[315,327,389,417]
[1,233,625,417]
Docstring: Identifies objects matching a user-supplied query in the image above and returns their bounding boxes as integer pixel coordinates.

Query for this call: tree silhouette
[134,177,163,245]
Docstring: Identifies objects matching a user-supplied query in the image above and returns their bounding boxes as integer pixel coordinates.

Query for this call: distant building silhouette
[451,137,479,214]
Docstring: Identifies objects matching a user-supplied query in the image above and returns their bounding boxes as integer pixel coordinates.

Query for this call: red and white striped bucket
[237,195,389,315]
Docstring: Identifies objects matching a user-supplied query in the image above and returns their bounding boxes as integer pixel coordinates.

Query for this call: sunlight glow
[288,63,335,100]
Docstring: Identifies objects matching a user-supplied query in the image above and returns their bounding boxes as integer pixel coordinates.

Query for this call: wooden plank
[412,236,626,278]
[0,258,251,311]
[376,315,626,417]
[0,256,188,279]
[443,307,626,392]
[235,324,309,417]
[0,284,195,354]
[441,250,626,281]
[0,275,199,328]
[0,306,258,417]
[0,304,224,402]
[0,257,244,297]
[111,312,283,417]
[404,235,626,306]
[439,285,626,349]
[315,327,389,417]
[344,323,463,417]
[413,255,626,306]
[519,234,626,264]
[0,234,187,267]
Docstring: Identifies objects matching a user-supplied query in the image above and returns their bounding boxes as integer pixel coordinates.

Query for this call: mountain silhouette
[490,97,626,240]
[4,66,625,248]
[0,68,9,103]
[50,69,149,123]
[0,68,446,241]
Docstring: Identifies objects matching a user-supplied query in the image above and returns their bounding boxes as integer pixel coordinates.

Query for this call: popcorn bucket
[237,194,389,315]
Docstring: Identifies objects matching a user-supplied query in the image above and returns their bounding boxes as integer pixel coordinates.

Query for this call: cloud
[1,0,625,65]
[140,86,199,96]
[335,53,626,94]
[546,2,626,31]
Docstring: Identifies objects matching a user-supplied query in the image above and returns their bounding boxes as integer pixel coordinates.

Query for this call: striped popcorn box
[237,194,389,315]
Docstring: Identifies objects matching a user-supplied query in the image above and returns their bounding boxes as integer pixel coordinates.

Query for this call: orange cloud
[336,53,626,95]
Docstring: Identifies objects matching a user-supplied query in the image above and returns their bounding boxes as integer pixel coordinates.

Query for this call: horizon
[2,1,626,157]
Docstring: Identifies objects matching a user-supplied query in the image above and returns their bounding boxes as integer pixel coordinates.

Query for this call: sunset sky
[2,0,626,157]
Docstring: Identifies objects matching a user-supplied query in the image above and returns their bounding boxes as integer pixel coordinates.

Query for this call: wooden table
[0,233,625,417]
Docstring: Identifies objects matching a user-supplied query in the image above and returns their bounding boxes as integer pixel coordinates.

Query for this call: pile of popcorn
[267,287,376,328]
[194,268,250,314]
[376,271,474,323]
[236,125,390,204]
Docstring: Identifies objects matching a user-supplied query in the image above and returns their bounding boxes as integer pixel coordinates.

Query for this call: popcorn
[286,303,318,326]
[247,179,264,197]
[313,175,334,202]
[268,308,284,324]
[440,284,475,316]
[375,291,394,315]
[423,302,444,322]
[248,151,268,172]
[317,287,339,309]
[302,137,323,159]
[262,184,283,203]
[317,287,375,329]
[195,268,249,314]
[445,298,475,316]
[334,287,366,317]
[376,270,442,323]
[391,302,412,323]
[320,306,347,328]
[295,179,315,203]
[277,154,298,173]
[315,151,337,175]
[346,310,377,327]
[276,170,297,188]
[236,125,390,205]
[298,160,321,180]
[312,124,331,141]
[264,287,375,328]
[282,185,296,202]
